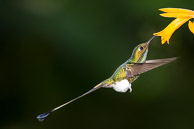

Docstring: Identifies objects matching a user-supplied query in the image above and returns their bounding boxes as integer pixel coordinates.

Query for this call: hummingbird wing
[129,57,177,76]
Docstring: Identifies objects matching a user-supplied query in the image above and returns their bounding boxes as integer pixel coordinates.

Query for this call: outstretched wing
[128,57,177,76]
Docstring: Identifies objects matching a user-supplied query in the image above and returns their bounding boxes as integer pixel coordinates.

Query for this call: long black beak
[147,35,157,45]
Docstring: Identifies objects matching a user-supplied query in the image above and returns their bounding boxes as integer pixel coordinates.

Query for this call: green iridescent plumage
[37,35,177,122]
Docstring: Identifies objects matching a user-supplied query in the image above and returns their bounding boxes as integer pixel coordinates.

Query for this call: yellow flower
[188,21,194,34]
[154,8,194,44]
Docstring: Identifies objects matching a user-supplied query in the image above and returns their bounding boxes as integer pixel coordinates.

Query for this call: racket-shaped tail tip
[37,112,51,122]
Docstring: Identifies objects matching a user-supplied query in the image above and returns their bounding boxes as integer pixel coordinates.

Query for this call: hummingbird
[37,35,177,121]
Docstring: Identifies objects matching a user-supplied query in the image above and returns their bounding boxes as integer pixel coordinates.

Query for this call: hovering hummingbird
[37,35,177,121]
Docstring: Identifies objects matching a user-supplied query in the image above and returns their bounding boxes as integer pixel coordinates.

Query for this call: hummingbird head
[129,35,156,63]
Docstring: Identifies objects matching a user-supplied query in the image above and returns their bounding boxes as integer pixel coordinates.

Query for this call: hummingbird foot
[129,87,132,93]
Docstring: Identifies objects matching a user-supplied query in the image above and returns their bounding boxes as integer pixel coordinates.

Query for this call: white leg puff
[113,79,132,93]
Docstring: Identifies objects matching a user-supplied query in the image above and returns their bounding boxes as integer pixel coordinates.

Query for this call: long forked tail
[36,83,104,122]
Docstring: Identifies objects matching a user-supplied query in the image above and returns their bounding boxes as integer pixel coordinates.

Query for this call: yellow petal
[160,13,194,18]
[188,21,194,34]
[159,8,194,14]
[159,8,194,18]
[154,18,190,44]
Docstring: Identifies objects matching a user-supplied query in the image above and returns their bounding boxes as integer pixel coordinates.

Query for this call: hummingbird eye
[139,46,144,51]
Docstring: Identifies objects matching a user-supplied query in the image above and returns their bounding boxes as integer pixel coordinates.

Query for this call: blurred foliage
[1,0,194,129]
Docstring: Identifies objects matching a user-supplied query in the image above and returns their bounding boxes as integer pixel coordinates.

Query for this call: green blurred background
[1,0,194,129]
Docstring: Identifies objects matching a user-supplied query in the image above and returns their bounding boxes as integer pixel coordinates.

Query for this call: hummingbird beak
[147,35,157,45]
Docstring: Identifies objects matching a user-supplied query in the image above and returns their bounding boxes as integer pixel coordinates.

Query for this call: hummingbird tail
[36,83,105,122]
[37,111,51,122]
[51,83,104,112]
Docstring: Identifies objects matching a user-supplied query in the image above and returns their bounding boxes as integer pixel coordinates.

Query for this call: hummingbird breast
[102,62,139,92]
